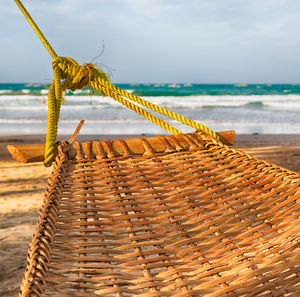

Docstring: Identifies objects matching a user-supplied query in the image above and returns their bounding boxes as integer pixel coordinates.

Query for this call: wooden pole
[7,144,45,163]
[7,130,235,164]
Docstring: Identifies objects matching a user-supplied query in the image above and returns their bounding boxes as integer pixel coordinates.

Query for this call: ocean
[0,83,300,135]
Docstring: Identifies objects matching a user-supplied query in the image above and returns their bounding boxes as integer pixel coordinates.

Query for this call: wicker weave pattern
[20,133,300,296]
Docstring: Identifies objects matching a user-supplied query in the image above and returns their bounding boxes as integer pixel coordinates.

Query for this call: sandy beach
[0,133,300,296]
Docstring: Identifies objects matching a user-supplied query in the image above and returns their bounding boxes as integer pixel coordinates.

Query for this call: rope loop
[44,57,109,166]
[52,57,109,92]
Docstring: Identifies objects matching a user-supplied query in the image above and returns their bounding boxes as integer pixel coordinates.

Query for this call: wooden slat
[218,130,235,146]
[7,131,235,163]
[7,144,45,163]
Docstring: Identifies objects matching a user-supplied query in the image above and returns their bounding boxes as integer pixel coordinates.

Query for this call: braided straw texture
[20,132,300,297]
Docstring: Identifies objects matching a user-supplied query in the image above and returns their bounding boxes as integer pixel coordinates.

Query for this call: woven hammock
[19,132,300,296]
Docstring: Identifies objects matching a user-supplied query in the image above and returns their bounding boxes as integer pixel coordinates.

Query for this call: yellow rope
[15,0,57,58]
[90,80,182,136]
[94,78,220,140]
[15,0,221,167]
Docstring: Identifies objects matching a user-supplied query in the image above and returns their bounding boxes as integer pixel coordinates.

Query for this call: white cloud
[1,0,300,83]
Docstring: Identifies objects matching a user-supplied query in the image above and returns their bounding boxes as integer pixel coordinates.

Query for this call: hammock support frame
[7,130,235,164]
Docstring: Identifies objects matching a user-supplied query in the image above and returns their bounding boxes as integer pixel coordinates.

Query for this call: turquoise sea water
[2,82,300,96]
[0,83,300,135]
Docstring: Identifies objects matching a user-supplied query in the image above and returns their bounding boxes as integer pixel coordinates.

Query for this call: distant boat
[168,83,181,88]
[25,83,44,87]
[235,83,248,87]
[184,83,192,87]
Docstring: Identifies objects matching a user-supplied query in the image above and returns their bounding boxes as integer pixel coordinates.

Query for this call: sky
[1,0,300,83]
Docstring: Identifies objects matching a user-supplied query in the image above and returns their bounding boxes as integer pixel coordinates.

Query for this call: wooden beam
[218,130,235,146]
[7,130,235,163]
[7,144,45,163]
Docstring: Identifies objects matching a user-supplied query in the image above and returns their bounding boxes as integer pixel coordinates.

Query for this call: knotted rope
[15,0,221,167]
[44,57,110,166]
